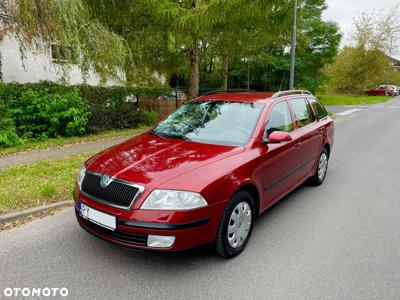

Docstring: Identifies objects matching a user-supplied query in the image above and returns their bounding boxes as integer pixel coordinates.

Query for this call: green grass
[0,151,96,215]
[318,94,391,106]
[0,126,150,157]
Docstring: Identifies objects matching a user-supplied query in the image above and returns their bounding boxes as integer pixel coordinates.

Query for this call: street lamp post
[289,0,297,90]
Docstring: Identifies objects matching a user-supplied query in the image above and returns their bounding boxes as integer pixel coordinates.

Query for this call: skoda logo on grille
[100,175,112,188]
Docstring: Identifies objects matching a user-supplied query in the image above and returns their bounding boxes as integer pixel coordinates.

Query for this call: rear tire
[309,148,329,186]
[215,191,255,258]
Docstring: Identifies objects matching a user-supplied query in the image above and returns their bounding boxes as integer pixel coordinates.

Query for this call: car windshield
[151,100,264,146]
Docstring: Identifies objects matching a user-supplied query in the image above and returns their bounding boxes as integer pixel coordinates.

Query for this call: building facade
[0,33,124,86]
[390,56,400,70]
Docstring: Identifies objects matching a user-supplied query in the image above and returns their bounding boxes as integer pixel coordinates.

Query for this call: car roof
[194,91,314,103]
[194,92,274,102]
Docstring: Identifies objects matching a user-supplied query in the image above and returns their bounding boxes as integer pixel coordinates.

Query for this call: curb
[0,200,73,225]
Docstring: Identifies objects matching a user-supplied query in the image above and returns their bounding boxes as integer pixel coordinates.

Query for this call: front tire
[309,148,329,186]
[215,191,255,258]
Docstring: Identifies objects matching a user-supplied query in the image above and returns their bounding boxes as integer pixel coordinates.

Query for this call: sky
[323,0,399,52]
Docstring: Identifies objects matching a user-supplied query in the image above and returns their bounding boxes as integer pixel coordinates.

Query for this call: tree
[87,0,293,98]
[324,9,400,94]
[294,0,341,92]
[324,47,388,94]
[3,0,340,94]
[202,0,292,91]
[210,0,340,92]
[0,0,128,81]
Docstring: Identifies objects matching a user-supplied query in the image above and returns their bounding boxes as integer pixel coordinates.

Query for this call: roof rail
[201,88,256,96]
[271,90,313,99]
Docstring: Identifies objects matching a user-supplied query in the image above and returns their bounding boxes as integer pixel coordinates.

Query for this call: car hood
[85,133,244,188]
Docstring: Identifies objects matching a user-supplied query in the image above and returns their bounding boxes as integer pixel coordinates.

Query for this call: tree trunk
[187,0,199,100]
[188,42,199,100]
[0,51,2,81]
[221,49,229,91]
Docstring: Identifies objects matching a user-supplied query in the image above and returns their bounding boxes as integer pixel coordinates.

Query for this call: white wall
[0,33,124,86]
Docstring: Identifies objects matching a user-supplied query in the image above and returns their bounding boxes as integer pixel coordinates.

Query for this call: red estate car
[74,90,334,258]
[366,85,396,96]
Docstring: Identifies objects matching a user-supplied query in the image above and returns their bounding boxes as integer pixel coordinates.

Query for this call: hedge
[0,82,170,148]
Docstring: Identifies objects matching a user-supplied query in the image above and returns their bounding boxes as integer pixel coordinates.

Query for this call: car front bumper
[73,185,225,252]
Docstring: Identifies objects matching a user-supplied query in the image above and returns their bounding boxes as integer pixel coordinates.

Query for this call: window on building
[51,44,78,64]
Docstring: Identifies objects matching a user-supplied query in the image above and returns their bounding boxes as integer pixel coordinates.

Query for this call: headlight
[77,166,86,189]
[141,189,208,210]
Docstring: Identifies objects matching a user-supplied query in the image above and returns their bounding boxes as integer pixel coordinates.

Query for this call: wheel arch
[323,143,331,158]
[236,182,261,217]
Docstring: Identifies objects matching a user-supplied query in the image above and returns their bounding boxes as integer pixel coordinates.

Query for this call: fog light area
[147,235,175,248]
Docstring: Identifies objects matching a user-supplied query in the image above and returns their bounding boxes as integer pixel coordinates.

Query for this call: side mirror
[264,131,292,144]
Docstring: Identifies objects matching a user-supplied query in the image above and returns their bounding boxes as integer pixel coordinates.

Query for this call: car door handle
[294,142,300,149]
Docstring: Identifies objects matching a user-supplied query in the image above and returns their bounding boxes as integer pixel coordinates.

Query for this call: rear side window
[290,98,315,128]
[308,98,328,119]
[265,101,294,138]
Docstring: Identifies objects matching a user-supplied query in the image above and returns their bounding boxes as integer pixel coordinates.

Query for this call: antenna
[279,72,286,92]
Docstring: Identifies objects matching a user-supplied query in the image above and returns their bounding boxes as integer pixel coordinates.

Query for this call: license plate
[78,202,116,231]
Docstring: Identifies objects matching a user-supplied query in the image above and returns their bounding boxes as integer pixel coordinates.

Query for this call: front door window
[265,101,294,139]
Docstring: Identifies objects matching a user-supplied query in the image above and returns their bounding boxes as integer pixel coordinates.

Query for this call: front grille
[81,172,142,209]
[77,211,148,246]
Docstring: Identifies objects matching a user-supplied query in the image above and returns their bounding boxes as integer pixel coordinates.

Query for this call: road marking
[336,108,362,116]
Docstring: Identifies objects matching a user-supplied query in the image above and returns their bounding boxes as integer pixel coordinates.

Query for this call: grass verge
[0,151,95,215]
[318,94,391,106]
[0,126,150,157]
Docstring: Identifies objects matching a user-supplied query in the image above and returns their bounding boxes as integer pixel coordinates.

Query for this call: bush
[0,82,168,148]
[0,100,23,147]
[141,110,159,126]
[10,89,91,138]
[323,46,400,94]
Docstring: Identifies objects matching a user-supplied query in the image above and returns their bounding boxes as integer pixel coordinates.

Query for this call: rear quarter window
[308,98,328,119]
[289,98,315,128]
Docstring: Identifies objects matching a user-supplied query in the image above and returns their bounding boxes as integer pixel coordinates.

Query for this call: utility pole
[289,0,297,90]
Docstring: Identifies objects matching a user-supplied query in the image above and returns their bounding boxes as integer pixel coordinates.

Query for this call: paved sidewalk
[0,136,131,171]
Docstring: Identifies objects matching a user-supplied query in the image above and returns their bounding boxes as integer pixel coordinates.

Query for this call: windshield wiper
[163,133,191,141]
[149,130,162,138]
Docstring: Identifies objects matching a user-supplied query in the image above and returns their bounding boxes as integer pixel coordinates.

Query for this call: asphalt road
[1,99,400,299]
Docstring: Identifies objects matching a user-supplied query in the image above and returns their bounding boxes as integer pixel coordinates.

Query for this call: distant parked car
[390,85,400,96]
[366,85,395,96]
[157,90,187,101]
